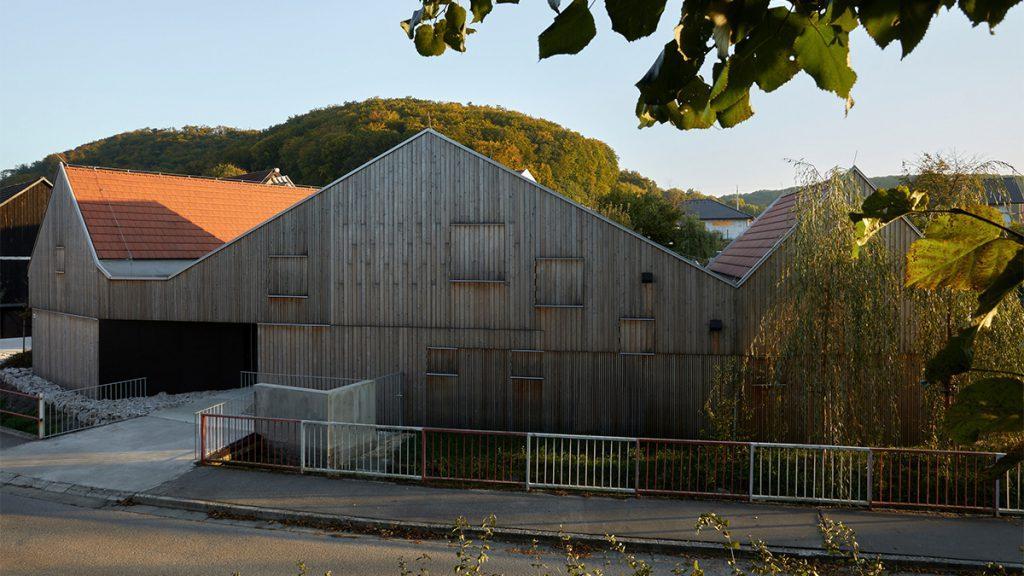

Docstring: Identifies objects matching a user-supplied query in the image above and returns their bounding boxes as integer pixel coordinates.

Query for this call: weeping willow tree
[706,157,1024,447]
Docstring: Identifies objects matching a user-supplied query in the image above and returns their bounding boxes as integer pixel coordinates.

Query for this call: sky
[0,1,1021,196]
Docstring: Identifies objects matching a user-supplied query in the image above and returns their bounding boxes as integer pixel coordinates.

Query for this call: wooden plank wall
[30,133,927,441]
[31,308,98,389]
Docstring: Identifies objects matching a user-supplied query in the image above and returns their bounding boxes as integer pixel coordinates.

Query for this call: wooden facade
[29,130,924,439]
[0,177,53,338]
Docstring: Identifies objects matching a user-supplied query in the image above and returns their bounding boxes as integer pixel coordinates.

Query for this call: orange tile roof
[707,192,797,280]
[65,165,318,260]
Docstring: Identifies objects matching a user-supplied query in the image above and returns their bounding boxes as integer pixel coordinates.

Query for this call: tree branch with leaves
[398,0,1019,130]
[851,178,1024,472]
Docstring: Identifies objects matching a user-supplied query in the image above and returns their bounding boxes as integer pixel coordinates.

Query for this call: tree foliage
[398,0,1020,131]
[598,171,727,262]
[851,153,1023,467]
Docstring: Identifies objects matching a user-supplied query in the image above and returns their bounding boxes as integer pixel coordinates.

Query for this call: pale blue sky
[1,1,1021,195]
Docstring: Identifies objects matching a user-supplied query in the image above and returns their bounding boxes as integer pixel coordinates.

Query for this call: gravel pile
[1,368,218,427]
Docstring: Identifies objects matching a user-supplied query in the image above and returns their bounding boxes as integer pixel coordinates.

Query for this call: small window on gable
[426,346,458,377]
[619,317,655,355]
[534,258,584,307]
[268,254,308,298]
[55,246,65,274]
[449,223,505,282]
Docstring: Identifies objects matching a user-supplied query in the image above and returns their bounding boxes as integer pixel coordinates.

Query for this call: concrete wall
[254,380,377,468]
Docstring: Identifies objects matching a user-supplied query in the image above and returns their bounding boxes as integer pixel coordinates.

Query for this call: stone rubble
[1,367,218,428]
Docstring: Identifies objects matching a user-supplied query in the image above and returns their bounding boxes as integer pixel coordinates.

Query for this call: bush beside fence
[197,413,1023,516]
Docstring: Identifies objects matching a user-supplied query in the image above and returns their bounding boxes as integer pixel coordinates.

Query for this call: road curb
[3,473,1017,571]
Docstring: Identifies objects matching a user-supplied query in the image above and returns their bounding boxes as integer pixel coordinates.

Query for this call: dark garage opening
[99,320,257,394]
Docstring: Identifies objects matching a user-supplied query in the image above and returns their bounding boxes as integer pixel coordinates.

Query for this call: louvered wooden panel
[449,223,506,281]
[619,318,655,354]
[534,258,583,307]
[268,255,308,297]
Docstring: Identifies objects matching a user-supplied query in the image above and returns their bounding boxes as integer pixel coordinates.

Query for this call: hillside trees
[399,1,1020,131]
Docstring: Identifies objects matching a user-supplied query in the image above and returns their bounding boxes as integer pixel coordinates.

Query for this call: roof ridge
[64,164,318,189]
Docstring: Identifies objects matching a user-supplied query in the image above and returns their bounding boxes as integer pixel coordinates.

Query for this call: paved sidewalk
[149,465,1024,566]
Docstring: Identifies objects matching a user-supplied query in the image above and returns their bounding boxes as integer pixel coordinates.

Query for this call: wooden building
[1,177,53,338]
[28,131,922,439]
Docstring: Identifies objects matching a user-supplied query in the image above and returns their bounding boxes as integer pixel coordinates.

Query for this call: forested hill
[1,98,620,208]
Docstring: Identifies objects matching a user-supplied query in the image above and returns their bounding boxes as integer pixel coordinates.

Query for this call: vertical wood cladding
[534,258,584,307]
[449,223,507,282]
[30,131,797,439]
[31,309,98,389]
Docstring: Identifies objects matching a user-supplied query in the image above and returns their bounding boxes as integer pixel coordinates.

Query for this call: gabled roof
[681,198,753,221]
[0,177,52,207]
[707,192,797,279]
[64,165,317,260]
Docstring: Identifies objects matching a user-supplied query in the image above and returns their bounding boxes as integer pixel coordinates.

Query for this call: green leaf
[716,91,754,127]
[605,0,668,41]
[470,0,493,23]
[925,325,978,384]
[676,0,714,61]
[849,186,928,256]
[898,0,941,57]
[906,206,1015,291]
[859,0,900,48]
[945,377,1024,443]
[443,3,469,52]
[636,41,701,105]
[974,247,1024,327]
[731,7,801,93]
[414,22,448,56]
[792,11,857,99]
[538,0,597,59]
[959,0,1018,29]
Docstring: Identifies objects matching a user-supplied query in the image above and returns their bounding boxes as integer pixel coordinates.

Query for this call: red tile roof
[66,165,318,260]
[707,192,797,280]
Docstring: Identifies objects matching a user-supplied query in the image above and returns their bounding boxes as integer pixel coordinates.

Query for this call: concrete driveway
[0,389,244,492]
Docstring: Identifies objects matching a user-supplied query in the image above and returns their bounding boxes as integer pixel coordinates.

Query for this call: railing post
[299,421,307,474]
[634,438,641,497]
[36,395,44,439]
[994,453,1002,517]
[420,428,427,482]
[199,414,207,464]
[525,433,532,491]
[866,450,873,507]
[748,443,756,502]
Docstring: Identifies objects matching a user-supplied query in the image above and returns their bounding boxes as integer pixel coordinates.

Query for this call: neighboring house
[984,175,1024,225]
[0,177,53,338]
[29,132,925,441]
[225,167,296,187]
[680,198,753,240]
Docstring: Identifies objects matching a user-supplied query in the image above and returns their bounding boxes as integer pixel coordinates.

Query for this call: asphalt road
[0,487,714,576]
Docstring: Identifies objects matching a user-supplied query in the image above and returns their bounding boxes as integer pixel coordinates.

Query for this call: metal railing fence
[0,388,43,438]
[194,414,1024,516]
[200,413,302,470]
[872,448,999,512]
[1000,457,1022,514]
[194,391,255,460]
[528,433,637,493]
[637,438,749,498]
[423,428,527,485]
[750,443,871,505]
[302,421,422,480]
[42,377,148,438]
